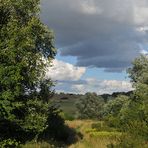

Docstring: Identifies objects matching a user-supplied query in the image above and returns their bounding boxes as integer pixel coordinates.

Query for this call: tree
[116,55,148,146]
[102,95,130,127]
[127,55,148,121]
[0,0,56,144]
[105,56,148,147]
[76,93,104,119]
[103,95,129,117]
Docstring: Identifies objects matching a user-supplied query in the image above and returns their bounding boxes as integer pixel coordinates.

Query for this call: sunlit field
[24,120,121,148]
[67,120,120,148]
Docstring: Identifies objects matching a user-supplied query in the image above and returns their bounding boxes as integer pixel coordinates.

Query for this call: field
[51,94,81,119]
[24,120,121,148]
[67,120,120,148]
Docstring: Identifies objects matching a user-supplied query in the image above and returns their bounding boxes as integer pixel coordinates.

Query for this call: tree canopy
[0,0,56,145]
[76,93,104,119]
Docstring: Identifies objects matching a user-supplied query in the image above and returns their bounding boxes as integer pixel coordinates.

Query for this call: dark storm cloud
[41,0,148,72]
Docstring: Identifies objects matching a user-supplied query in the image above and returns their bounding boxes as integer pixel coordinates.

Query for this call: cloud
[80,0,103,15]
[45,59,133,94]
[46,59,86,81]
[41,0,148,72]
[55,78,133,94]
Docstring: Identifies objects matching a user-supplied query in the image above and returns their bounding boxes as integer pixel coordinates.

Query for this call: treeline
[53,90,132,102]
[51,91,133,120]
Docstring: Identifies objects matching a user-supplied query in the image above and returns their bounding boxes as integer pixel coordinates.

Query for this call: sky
[40,0,148,94]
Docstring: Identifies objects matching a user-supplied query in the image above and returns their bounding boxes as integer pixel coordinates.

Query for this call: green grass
[51,98,79,119]
[59,100,77,114]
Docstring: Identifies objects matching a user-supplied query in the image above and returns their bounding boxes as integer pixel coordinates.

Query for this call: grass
[23,120,121,148]
[51,98,78,119]
[89,131,122,138]
[23,142,52,148]
[66,120,120,148]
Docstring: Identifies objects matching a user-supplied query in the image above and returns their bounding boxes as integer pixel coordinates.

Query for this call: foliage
[0,0,56,145]
[106,55,148,147]
[103,95,129,117]
[108,133,148,148]
[39,104,80,145]
[128,55,148,84]
[100,55,148,147]
[102,95,130,128]
[122,55,148,138]
[76,92,104,119]
[0,139,20,148]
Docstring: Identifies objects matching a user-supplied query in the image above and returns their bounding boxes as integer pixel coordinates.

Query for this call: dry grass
[66,120,119,148]
[23,142,53,148]
[23,120,119,148]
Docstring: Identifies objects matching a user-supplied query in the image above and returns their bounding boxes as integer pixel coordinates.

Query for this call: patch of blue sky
[55,51,77,65]
[81,67,130,81]
[56,49,130,82]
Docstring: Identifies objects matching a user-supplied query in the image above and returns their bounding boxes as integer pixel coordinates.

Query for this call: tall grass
[23,120,121,148]
[67,120,120,148]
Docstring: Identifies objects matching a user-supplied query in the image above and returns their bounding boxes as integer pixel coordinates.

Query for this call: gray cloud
[41,0,148,72]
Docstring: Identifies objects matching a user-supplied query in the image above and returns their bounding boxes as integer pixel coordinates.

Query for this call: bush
[0,119,35,145]
[110,134,148,148]
[39,105,81,145]
[0,139,20,148]
[105,115,121,128]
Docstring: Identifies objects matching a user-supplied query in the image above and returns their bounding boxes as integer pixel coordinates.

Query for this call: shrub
[0,139,20,148]
[105,115,121,128]
[110,134,148,148]
[39,105,81,145]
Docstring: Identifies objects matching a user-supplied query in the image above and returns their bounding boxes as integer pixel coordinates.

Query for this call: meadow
[23,120,121,148]
[67,120,121,148]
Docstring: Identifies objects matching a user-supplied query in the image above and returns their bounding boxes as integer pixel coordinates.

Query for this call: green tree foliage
[107,55,148,147]
[121,55,148,139]
[102,95,130,127]
[76,93,104,119]
[103,95,129,117]
[40,105,81,145]
[0,0,56,144]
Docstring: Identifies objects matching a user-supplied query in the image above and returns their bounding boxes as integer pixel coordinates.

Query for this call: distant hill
[50,91,133,119]
[101,91,133,102]
[52,91,133,102]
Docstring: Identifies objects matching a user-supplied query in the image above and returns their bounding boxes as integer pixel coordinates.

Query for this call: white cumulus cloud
[46,59,86,81]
